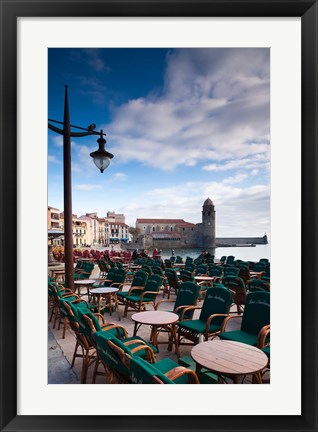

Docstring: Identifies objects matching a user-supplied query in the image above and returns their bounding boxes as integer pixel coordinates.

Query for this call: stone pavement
[48,327,79,384]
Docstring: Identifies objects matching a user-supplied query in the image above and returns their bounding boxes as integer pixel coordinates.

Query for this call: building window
[170,227,173,232]
[153,227,155,231]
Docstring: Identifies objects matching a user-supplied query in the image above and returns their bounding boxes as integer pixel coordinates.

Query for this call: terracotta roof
[175,222,196,228]
[109,222,129,227]
[136,218,188,224]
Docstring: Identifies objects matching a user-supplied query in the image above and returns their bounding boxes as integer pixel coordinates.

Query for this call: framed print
[0,0,317,431]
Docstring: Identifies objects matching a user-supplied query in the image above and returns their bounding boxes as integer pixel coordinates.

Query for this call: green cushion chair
[222,276,247,314]
[130,356,199,384]
[155,281,200,320]
[165,269,182,298]
[248,278,269,293]
[117,270,148,304]
[177,286,233,345]
[223,266,240,278]
[92,330,158,383]
[74,262,95,281]
[122,274,163,316]
[59,300,124,384]
[219,291,270,347]
[48,281,77,329]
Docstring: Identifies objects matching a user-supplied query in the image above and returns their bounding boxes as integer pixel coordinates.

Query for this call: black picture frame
[0,1,317,431]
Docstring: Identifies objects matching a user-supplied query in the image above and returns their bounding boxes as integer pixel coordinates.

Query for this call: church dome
[203,197,213,206]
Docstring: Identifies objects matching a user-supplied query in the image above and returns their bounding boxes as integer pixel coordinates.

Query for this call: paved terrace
[48,264,269,384]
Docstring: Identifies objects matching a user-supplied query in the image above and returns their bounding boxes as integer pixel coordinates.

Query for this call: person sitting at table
[140,249,148,258]
[152,248,159,258]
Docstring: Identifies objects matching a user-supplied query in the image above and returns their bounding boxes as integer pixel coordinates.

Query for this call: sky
[48,48,270,237]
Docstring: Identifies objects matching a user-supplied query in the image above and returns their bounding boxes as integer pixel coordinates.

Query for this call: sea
[157,244,270,262]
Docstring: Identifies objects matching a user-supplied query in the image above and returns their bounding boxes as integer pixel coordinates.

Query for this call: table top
[89,287,119,294]
[74,279,96,285]
[173,263,185,267]
[132,310,179,326]
[194,276,213,281]
[48,264,65,269]
[250,271,264,277]
[191,340,268,377]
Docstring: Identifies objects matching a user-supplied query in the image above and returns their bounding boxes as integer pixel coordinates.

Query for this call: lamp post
[48,85,114,292]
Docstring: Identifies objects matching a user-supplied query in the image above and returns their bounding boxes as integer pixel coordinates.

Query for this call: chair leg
[92,356,100,384]
[81,350,90,384]
[71,340,81,368]
[62,317,69,339]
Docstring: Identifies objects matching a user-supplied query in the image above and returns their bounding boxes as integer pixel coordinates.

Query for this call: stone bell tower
[201,197,216,249]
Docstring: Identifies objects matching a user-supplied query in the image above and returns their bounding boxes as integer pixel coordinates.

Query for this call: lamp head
[90,130,114,173]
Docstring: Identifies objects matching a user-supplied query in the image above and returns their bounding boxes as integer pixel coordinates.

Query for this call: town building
[135,198,216,250]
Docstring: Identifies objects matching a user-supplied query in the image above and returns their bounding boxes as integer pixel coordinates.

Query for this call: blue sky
[48,48,270,237]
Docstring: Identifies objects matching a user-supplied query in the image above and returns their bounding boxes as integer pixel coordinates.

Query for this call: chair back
[223,266,239,277]
[241,291,270,335]
[199,287,233,326]
[112,268,127,284]
[103,267,117,283]
[141,265,153,276]
[179,270,195,282]
[208,266,222,277]
[130,356,173,384]
[75,259,84,270]
[174,282,200,318]
[184,263,195,272]
[185,256,193,265]
[175,256,183,264]
[165,270,180,289]
[164,259,173,268]
[253,262,266,272]
[131,270,148,287]
[222,276,246,305]
[220,256,226,263]
[248,279,269,293]
[94,331,130,379]
[195,264,208,276]
[141,274,162,299]
[226,255,235,264]
[78,310,103,337]
[152,266,164,277]
[238,266,250,285]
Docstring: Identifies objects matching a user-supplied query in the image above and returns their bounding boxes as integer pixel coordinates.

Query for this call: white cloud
[82,48,110,73]
[113,172,127,180]
[48,155,61,164]
[74,184,102,191]
[106,48,270,172]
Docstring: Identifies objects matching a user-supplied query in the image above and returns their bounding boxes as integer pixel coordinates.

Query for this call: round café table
[194,276,214,283]
[73,279,96,298]
[191,340,268,384]
[250,271,264,279]
[89,287,120,320]
[132,311,180,357]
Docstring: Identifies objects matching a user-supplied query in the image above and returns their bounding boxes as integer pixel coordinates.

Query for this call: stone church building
[135,198,216,250]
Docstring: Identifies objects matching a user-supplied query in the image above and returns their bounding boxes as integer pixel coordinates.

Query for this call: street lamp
[48,85,114,292]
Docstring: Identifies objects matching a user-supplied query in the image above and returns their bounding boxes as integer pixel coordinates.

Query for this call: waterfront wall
[216,235,268,246]
[136,234,267,250]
